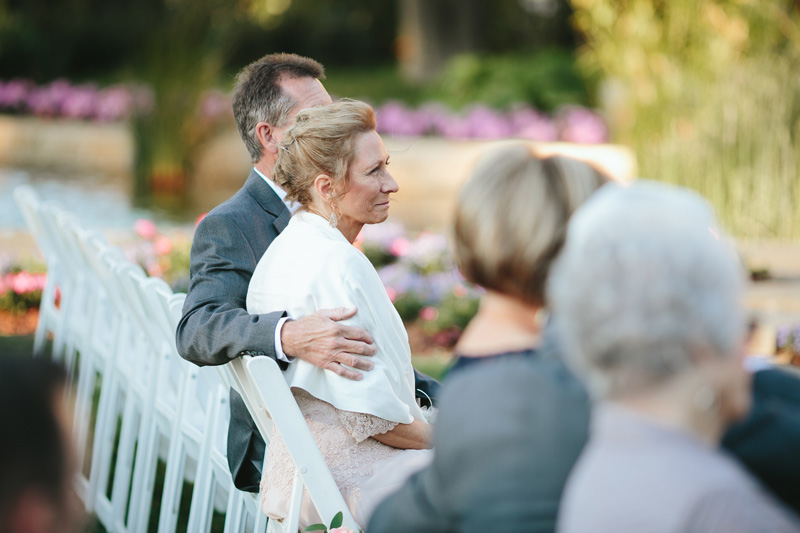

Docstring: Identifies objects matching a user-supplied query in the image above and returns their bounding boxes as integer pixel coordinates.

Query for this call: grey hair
[548,181,747,398]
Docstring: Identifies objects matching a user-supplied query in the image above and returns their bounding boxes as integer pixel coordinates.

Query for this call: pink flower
[134,218,158,240]
[389,237,410,257]
[419,306,438,321]
[146,261,163,278]
[329,528,356,533]
[385,287,398,302]
[194,212,208,228]
[8,271,44,294]
[154,235,173,255]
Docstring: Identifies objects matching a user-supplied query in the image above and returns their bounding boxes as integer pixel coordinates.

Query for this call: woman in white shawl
[246,99,432,527]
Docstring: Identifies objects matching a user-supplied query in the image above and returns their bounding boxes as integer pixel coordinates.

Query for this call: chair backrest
[235,356,360,532]
[12,185,56,265]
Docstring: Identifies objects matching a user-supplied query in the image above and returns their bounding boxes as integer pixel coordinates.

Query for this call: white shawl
[246,211,425,424]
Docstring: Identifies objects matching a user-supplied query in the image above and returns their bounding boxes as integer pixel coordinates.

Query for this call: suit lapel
[243,169,291,233]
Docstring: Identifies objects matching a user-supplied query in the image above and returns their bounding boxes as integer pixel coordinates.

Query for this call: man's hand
[280,307,376,380]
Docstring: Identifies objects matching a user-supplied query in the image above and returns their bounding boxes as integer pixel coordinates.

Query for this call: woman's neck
[612,375,727,446]
[306,202,362,244]
[336,218,363,244]
[455,291,544,357]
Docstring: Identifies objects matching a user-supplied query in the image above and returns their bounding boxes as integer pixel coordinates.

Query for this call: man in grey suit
[176,53,439,492]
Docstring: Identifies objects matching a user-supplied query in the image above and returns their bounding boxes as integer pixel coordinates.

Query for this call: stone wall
[0,116,637,230]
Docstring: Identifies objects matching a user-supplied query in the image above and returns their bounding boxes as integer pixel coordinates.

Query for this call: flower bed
[776,323,800,366]
[128,218,482,351]
[0,79,607,143]
[0,267,47,335]
[1,218,480,349]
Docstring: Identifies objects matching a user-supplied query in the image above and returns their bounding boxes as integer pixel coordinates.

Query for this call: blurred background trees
[1,0,799,238]
[571,0,800,238]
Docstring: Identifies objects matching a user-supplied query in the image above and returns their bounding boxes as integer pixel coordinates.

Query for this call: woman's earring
[328,205,338,228]
[693,386,718,412]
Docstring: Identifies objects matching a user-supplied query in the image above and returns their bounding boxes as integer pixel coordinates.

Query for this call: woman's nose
[383,172,399,194]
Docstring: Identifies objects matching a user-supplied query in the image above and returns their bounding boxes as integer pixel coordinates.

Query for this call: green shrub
[430,50,589,111]
[572,0,800,239]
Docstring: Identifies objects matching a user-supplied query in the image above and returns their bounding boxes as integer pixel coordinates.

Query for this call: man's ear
[255,121,279,155]
[314,174,334,201]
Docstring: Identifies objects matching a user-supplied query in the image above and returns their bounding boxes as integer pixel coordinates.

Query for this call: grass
[412,352,454,382]
[0,333,35,357]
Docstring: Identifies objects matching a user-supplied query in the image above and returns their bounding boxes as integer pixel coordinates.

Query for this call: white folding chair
[114,261,185,533]
[231,356,360,532]
[12,186,68,359]
[55,212,119,506]
[160,292,264,533]
[80,241,150,532]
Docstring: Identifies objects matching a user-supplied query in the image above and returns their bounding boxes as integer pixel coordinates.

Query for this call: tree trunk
[397,0,484,83]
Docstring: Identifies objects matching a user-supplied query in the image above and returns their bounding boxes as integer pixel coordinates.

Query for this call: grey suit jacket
[368,346,591,533]
[177,170,289,490]
[176,170,441,492]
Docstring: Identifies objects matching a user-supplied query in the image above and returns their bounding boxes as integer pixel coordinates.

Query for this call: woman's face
[336,130,398,234]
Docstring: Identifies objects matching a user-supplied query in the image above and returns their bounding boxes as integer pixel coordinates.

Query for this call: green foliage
[304,511,349,532]
[131,0,235,199]
[422,292,480,335]
[0,286,42,315]
[572,0,800,239]
[322,65,428,106]
[430,50,590,111]
[392,293,426,323]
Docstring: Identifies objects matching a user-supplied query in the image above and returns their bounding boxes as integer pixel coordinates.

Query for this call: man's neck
[254,160,277,182]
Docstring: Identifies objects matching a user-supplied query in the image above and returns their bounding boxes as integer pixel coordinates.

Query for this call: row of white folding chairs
[13,185,265,533]
[15,185,359,532]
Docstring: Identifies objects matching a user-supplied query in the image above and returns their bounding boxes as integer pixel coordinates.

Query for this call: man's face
[273,76,332,143]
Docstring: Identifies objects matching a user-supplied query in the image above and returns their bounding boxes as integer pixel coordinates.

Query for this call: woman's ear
[256,121,279,155]
[314,174,334,201]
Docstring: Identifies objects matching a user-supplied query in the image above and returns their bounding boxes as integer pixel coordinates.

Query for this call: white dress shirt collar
[253,167,299,213]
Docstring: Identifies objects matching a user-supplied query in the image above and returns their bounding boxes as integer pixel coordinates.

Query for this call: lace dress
[260,389,433,527]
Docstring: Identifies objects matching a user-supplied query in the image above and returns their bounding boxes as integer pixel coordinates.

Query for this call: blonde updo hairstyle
[273,98,376,206]
[453,144,609,306]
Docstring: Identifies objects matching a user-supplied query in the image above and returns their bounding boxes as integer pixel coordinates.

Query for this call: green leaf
[303,524,327,531]
[329,511,343,529]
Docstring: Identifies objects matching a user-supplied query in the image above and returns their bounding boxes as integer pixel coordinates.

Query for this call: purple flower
[510,107,559,142]
[416,102,451,134]
[378,264,427,296]
[375,101,428,137]
[557,106,608,144]
[27,79,73,117]
[464,105,513,139]
[357,221,406,250]
[793,324,800,354]
[776,324,790,349]
[61,84,98,120]
[0,79,33,110]
[200,90,232,120]
[435,114,472,139]
[424,270,463,301]
[405,232,450,269]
